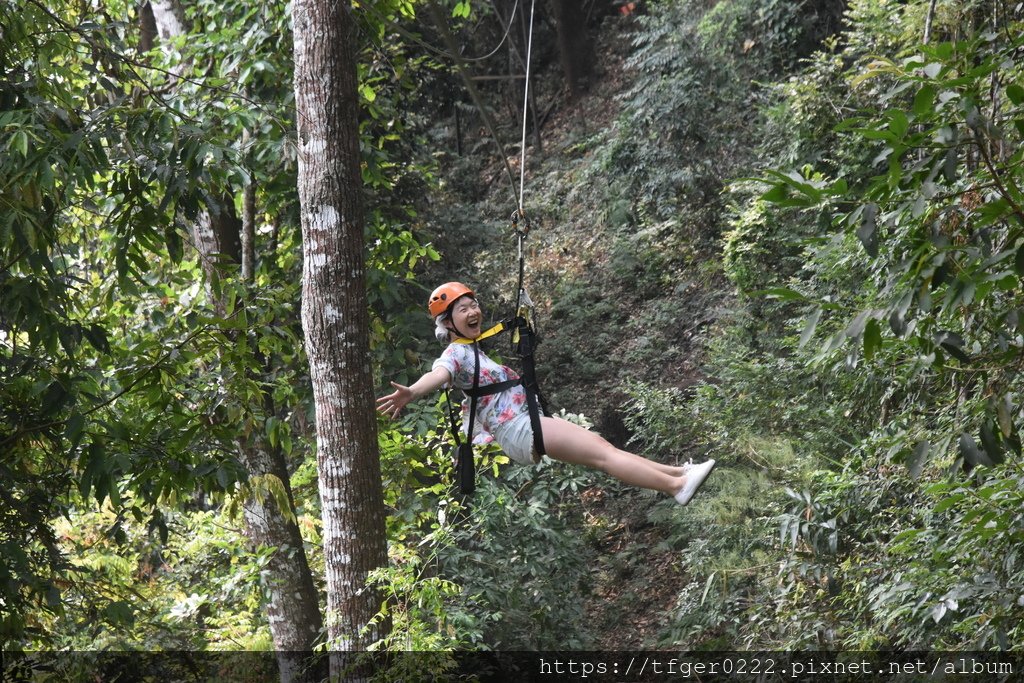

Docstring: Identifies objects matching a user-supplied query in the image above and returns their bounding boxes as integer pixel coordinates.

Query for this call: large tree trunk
[149,3,325,676]
[292,0,389,656]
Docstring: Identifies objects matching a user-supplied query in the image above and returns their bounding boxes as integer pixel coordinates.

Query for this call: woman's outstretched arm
[376,366,452,419]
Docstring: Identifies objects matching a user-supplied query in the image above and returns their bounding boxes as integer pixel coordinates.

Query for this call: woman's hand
[376,382,415,419]
[376,367,451,419]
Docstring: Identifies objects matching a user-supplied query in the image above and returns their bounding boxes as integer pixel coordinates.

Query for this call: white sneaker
[674,459,716,505]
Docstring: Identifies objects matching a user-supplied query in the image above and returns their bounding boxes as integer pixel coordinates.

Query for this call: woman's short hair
[434,315,450,343]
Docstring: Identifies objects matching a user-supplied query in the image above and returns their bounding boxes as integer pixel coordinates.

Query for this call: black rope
[426,1,519,207]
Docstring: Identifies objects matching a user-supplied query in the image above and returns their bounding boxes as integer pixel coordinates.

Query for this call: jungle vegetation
[1,0,1022,672]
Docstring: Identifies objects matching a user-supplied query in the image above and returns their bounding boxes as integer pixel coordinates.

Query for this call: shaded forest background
[2,0,1023,665]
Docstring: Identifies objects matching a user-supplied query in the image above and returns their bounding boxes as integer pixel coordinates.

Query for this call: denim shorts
[491,412,540,465]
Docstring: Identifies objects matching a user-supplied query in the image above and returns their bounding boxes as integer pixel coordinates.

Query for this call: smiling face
[446,295,483,339]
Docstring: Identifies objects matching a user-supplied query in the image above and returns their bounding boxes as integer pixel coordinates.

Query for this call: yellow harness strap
[452,322,507,345]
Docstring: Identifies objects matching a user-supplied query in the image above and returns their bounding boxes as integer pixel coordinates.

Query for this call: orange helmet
[428,282,474,317]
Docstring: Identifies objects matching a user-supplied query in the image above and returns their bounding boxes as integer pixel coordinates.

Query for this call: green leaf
[265,416,279,448]
[359,83,377,103]
[9,129,29,157]
[41,380,68,416]
[102,601,136,626]
[856,127,897,143]
[979,420,1005,465]
[1007,84,1024,105]
[888,290,913,337]
[760,184,788,203]
[83,324,110,354]
[65,412,86,449]
[934,493,964,513]
[863,318,882,360]
[888,110,909,139]
[934,330,969,362]
[959,432,992,469]
[165,225,183,263]
[907,440,929,479]
[799,307,822,349]
[45,584,62,609]
[700,572,717,605]
[887,149,904,188]
[942,277,976,314]
[1015,242,1024,277]
[857,203,879,257]
[996,394,1013,437]
[264,474,297,523]
[942,147,958,181]
[79,442,106,500]
[216,465,233,490]
[912,84,936,117]
[845,309,872,339]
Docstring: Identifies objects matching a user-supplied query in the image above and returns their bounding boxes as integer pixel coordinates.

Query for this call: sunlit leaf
[857,203,879,256]
[799,307,822,349]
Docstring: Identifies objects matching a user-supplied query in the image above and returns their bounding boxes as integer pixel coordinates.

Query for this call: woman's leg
[650,460,690,477]
[539,416,684,495]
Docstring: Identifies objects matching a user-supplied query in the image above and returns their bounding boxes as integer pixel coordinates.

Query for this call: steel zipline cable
[516,0,536,214]
[513,0,537,312]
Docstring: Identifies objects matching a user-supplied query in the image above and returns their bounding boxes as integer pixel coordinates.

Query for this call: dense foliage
[615,0,1024,650]
[1,0,438,651]
[724,0,1024,648]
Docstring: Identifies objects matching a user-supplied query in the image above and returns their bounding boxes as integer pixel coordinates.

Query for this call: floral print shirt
[432,342,528,443]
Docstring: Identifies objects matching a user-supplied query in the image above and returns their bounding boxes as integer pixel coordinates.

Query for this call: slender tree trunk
[138,2,157,54]
[292,0,389,657]
[149,0,187,39]
[241,130,257,281]
[149,4,325,677]
[551,0,594,98]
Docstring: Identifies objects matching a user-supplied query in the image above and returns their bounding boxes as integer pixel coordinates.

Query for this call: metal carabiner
[510,208,531,238]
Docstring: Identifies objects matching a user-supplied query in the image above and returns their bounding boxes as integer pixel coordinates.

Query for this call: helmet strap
[443,294,475,340]
[445,316,468,340]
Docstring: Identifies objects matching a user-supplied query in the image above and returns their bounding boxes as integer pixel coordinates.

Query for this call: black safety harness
[444,314,550,495]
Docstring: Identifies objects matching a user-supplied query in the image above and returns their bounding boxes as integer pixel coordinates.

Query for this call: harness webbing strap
[463,377,521,398]
[456,343,482,495]
[443,386,463,446]
[444,317,548,494]
[510,316,548,457]
[452,321,507,345]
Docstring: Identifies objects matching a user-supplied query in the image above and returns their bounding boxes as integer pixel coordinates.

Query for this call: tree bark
[241,129,257,281]
[138,2,157,54]
[551,0,593,98]
[149,3,325,676]
[292,0,389,657]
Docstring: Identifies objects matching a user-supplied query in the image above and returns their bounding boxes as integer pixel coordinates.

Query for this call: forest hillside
[2,0,1023,672]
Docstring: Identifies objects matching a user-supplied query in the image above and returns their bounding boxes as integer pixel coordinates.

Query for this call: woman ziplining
[376,281,717,505]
